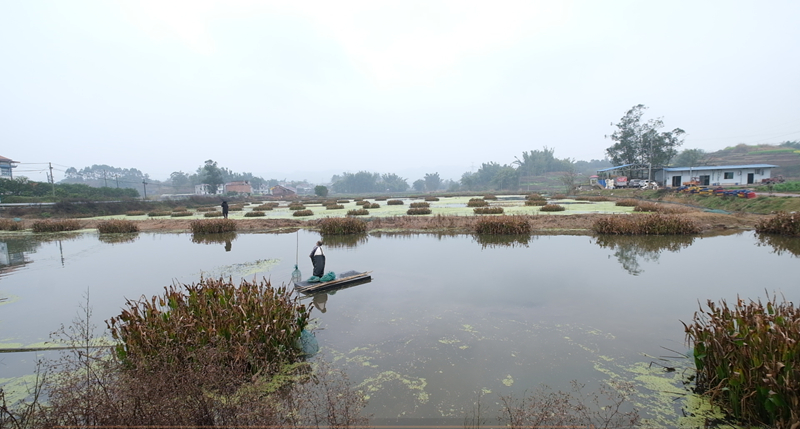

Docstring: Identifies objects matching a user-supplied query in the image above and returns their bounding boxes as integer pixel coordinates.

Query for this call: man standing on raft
[309,240,325,277]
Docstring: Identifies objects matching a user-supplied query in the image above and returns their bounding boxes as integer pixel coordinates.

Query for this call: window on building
[755,169,763,175]
[724,172,734,179]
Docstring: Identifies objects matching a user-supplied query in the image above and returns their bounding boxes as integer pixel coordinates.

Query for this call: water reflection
[593,234,696,275]
[98,233,140,244]
[0,238,37,277]
[191,232,238,252]
[472,234,532,249]
[756,233,800,257]
[321,234,369,249]
[312,292,328,313]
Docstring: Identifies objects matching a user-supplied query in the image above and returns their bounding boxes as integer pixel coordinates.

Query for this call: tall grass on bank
[592,214,700,235]
[615,199,639,207]
[633,201,690,214]
[683,294,800,427]
[190,219,237,234]
[474,215,531,235]
[318,217,367,235]
[97,220,139,233]
[31,219,82,233]
[107,277,309,376]
[755,211,800,237]
[0,219,24,231]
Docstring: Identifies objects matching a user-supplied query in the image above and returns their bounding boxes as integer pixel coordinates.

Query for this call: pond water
[0,229,798,425]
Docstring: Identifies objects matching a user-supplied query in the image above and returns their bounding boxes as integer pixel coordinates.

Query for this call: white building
[656,164,777,187]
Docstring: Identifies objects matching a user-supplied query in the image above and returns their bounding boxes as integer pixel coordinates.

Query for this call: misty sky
[2,1,799,184]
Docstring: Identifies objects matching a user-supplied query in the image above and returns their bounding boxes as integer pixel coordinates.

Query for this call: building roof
[0,156,18,163]
[663,164,778,172]
[596,163,638,172]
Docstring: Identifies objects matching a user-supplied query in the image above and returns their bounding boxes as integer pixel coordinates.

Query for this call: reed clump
[336,199,350,204]
[683,294,800,427]
[244,211,265,217]
[474,215,531,235]
[288,203,306,211]
[527,193,546,201]
[552,194,567,199]
[293,210,314,217]
[615,199,639,207]
[229,204,244,212]
[592,214,700,235]
[424,196,439,201]
[374,197,388,201]
[204,211,223,217]
[473,206,504,214]
[539,204,565,212]
[326,204,345,210]
[755,211,800,237]
[467,198,488,207]
[171,207,188,212]
[347,208,369,216]
[409,202,430,208]
[148,211,171,217]
[170,211,193,217]
[406,207,431,215]
[369,203,380,209]
[319,217,367,235]
[190,219,237,234]
[483,194,497,200]
[107,276,310,377]
[585,196,610,202]
[0,219,24,231]
[195,207,216,212]
[525,199,547,206]
[125,211,146,216]
[633,202,690,214]
[97,220,140,234]
[355,200,370,206]
[31,219,82,233]
[387,199,404,205]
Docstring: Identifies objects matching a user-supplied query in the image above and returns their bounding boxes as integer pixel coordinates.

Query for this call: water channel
[0,229,797,425]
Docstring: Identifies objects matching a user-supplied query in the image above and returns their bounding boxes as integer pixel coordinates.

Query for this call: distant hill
[701,144,800,179]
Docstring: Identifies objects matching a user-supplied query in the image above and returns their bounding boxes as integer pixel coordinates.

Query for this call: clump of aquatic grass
[32,219,82,233]
[585,196,610,202]
[387,199,404,205]
[683,293,800,427]
[755,211,800,237]
[347,208,369,216]
[633,202,690,214]
[289,203,306,211]
[190,219,237,234]
[474,206,504,214]
[615,199,639,207]
[319,217,367,235]
[255,202,279,210]
[540,204,566,212]
[474,215,531,235]
[527,193,546,201]
[592,214,700,235]
[244,211,265,217]
[0,219,24,231]
[172,207,188,212]
[204,211,223,217]
[353,197,363,201]
[97,220,140,234]
[125,211,145,216]
[374,197,388,201]
[293,210,314,217]
[355,200,370,206]
[148,211,171,217]
[195,207,216,212]
[406,207,431,215]
[229,205,244,212]
[409,202,430,208]
[326,204,344,210]
[483,194,497,200]
[336,199,350,204]
[424,196,439,201]
[525,199,547,206]
[553,194,567,199]
[467,198,488,207]
[369,203,380,209]
[170,211,193,217]
[107,276,310,377]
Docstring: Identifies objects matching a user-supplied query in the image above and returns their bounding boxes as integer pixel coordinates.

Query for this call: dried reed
[97,220,139,234]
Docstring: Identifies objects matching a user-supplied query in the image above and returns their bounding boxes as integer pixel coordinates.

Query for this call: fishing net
[291,264,302,284]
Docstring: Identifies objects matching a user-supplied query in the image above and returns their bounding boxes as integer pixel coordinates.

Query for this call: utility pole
[49,162,55,197]
[103,170,108,187]
[115,174,119,188]
[142,179,148,200]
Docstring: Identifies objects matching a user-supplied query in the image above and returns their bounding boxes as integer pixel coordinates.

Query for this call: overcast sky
[2,1,799,184]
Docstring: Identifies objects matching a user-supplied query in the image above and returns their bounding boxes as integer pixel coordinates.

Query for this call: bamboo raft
[294,270,372,294]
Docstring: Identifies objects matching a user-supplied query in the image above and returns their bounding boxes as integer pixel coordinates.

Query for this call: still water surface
[0,230,797,424]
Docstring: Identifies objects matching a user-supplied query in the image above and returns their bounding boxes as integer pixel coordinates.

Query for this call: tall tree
[671,149,708,167]
[423,172,441,192]
[200,160,224,193]
[605,105,685,167]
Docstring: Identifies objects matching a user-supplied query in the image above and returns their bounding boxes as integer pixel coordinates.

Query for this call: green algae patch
[358,370,429,404]
[0,292,20,306]
[502,375,514,387]
[0,374,40,404]
[201,258,280,278]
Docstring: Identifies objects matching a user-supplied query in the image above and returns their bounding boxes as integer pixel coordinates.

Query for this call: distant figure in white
[606,178,615,190]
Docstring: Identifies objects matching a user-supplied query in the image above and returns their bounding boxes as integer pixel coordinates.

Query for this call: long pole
[142,179,148,200]
[49,162,55,197]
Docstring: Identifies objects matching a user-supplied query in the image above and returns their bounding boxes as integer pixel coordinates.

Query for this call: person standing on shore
[221,201,229,219]
[309,240,325,277]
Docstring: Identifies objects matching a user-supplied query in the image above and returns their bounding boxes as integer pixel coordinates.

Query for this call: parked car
[628,179,643,188]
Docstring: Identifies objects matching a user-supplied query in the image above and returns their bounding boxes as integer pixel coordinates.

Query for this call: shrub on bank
[474,206,504,215]
[406,207,431,215]
[0,219,24,231]
[592,214,700,235]
[97,220,139,234]
[755,211,800,237]
[319,217,367,235]
[539,204,565,212]
[31,219,82,233]
[190,219,237,234]
[474,215,531,235]
[683,294,800,427]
